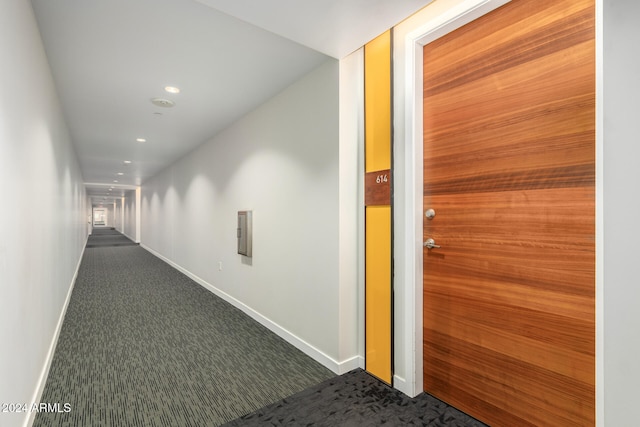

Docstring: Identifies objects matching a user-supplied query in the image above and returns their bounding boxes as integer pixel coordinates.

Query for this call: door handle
[424,238,441,249]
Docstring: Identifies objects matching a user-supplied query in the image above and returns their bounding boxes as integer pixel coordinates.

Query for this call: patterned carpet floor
[223,368,488,427]
[34,243,335,426]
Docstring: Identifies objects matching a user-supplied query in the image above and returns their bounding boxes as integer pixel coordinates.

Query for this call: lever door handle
[424,238,441,249]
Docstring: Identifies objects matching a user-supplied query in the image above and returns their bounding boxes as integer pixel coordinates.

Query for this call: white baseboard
[25,237,87,427]
[393,374,421,397]
[338,355,364,374]
[140,243,357,375]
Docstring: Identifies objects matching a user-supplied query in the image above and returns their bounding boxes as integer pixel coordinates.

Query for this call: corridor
[34,230,485,426]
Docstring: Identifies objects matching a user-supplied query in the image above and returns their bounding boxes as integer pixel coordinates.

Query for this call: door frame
[396,0,511,397]
[396,1,603,424]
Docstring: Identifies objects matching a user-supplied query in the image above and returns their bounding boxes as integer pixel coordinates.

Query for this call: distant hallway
[86,227,138,248]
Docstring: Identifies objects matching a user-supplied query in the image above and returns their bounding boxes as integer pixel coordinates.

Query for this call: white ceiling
[31,0,431,206]
[193,0,431,58]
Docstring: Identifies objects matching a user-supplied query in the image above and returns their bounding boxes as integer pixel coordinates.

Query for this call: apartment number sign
[365,169,391,206]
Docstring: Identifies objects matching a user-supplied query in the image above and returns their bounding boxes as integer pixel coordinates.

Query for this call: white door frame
[397,0,509,398]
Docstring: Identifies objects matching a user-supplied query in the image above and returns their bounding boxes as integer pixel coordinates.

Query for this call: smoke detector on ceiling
[151,97,175,108]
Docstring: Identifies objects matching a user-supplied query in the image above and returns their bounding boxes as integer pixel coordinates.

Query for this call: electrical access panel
[237,211,252,257]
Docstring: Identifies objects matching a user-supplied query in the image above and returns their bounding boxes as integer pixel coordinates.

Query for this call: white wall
[106,205,114,227]
[338,49,365,368]
[0,1,87,426]
[122,190,137,241]
[114,200,121,231]
[141,59,361,373]
[602,0,640,425]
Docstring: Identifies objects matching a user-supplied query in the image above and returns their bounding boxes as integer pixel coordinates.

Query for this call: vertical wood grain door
[422,0,595,425]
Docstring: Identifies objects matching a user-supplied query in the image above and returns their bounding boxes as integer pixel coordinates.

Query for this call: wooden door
[422,0,595,425]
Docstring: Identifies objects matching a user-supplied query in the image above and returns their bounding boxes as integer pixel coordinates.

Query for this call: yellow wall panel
[364,30,391,173]
[364,29,392,385]
[365,206,392,383]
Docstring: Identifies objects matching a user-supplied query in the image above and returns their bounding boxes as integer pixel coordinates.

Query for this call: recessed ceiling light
[117,172,124,176]
[164,86,180,94]
[136,138,146,143]
[123,160,132,164]
[113,180,118,183]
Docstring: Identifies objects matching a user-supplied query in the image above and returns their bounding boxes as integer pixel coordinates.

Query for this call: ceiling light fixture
[164,86,180,94]
[123,160,132,164]
[113,180,118,183]
[136,138,146,143]
[117,172,124,176]
[151,97,175,108]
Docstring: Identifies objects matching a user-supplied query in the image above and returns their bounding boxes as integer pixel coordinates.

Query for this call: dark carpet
[34,244,335,426]
[223,368,488,427]
[86,227,138,247]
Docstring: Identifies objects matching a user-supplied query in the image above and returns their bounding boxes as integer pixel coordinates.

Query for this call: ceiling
[31,0,431,207]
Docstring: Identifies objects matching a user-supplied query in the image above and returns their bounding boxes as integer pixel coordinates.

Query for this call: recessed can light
[164,86,180,94]
[117,172,124,176]
[113,180,118,183]
[136,138,146,143]
[123,160,132,164]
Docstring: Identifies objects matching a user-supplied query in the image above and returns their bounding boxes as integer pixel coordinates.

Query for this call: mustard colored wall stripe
[364,29,392,385]
[365,206,392,382]
[364,31,392,173]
